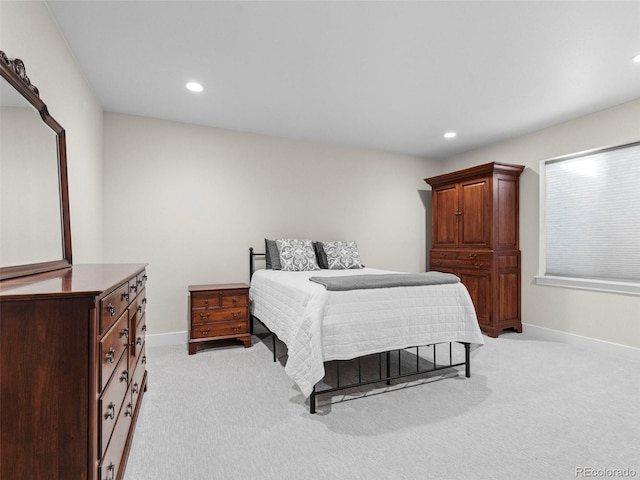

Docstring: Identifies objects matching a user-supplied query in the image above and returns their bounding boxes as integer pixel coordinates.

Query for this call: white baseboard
[522,323,640,362]
[146,325,640,362]
[146,331,188,348]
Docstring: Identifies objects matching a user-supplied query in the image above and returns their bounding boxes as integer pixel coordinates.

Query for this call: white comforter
[250,268,484,397]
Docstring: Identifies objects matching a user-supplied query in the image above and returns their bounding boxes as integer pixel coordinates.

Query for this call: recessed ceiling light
[444,132,457,139]
[186,82,203,92]
[633,53,640,63]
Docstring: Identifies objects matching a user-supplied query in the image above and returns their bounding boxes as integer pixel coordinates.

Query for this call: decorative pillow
[276,239,320,271]
[322,241,363,269]
[264,239,282,270]
[313,241,329,269]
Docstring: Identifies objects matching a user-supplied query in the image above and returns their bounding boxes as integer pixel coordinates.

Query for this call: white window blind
[539,141,640,294]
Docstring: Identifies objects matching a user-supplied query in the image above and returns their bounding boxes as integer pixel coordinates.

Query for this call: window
[536,141,640,295]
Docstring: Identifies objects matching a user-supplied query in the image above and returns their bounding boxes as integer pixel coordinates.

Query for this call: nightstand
[188,283,251,355]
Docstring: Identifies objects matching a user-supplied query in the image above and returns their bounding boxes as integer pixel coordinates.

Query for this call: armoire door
[459,177,491,249]
[431,184,459,249]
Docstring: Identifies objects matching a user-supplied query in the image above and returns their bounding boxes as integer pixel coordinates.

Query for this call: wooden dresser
[0,264,148,480]
[425,162,524,337]
[188,283,251,354]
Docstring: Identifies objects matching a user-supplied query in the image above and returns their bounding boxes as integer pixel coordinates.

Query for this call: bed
[249,244,484,413]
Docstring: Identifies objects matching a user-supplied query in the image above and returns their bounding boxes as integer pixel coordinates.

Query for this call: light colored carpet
[124,331,639,480]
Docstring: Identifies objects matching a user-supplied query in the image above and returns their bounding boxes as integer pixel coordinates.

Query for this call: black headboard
[249,247,266,279]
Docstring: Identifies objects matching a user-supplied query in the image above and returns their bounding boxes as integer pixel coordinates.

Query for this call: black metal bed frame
[249,247,471,414]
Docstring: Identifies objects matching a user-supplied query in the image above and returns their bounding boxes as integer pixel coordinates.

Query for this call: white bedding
[250,267,484,397]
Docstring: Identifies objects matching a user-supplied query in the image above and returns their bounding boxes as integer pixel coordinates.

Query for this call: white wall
[1,0,104,263]
[103,113,438,335]
[440,99,640,349]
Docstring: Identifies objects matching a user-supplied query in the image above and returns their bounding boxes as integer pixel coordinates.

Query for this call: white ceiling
[46,0,640,159]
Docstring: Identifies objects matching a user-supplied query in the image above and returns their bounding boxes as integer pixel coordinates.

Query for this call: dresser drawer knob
[204,299,209,306]
[474,263,483,269]
[142,297,147,305]
[138,305,143,313]
[120,327,129,338]
[137,336,143,345]
[142,324,147,332]
[199,313,210,320]
[143,274,148,281]
[439,253,447,258]
[434,260,442,266]
[469,253,478,259]
[104,403,115,420]
[104,462,116,480]
[105,348,116,363]
[107,304,116,316]
[121,292,129,302]
[120,369,128,383]
[231,311,239,318]
[199,328,211,336]
[125,402,133,417]
[130,284,137,293]
[132,382,139,394]
[231,326,241,333]
[142,355,147,364]
[232,298,237,305]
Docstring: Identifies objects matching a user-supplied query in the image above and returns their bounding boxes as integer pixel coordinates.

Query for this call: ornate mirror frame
[0,51,72,280]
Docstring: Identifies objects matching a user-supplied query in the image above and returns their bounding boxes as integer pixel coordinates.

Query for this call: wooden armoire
[425,162,525,337]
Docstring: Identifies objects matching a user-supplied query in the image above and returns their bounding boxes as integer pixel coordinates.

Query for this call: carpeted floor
[124,331,640,480]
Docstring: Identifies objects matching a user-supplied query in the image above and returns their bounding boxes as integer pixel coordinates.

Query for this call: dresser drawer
[99,383,133,480]
[191,306,248,324]
[100,312,130,391]
[131,343,146,412]
[99,350,129,457]
[191,289,248,309]
[191,321,248,339]
[100,282,131,334]
[137,287,147,317]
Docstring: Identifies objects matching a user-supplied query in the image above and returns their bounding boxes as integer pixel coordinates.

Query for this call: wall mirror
[0,51,72,280]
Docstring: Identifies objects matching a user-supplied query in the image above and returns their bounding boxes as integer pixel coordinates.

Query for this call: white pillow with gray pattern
[322,240,363,269]
[276,239,320,271]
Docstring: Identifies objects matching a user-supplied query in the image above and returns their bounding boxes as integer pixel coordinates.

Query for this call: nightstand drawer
[191,321,248,339]
[191,306,248,324]
[191,289,248,309]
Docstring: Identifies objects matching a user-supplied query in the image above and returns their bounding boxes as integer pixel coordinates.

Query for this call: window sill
[534,275,640,296]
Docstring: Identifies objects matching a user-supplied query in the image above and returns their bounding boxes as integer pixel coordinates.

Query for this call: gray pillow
[264,239,282,270]
[313,241,329,269]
